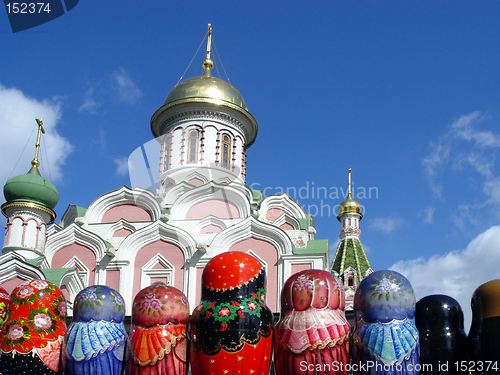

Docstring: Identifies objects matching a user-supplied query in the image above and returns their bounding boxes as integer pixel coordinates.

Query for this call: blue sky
[2,2,500,329]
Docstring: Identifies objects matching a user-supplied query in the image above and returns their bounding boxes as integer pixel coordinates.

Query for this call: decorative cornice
[159,110,250,142]
[2,201,55,222]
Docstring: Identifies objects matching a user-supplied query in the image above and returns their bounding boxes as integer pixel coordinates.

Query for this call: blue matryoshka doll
[352,270,419,375]
[64,285,127,375]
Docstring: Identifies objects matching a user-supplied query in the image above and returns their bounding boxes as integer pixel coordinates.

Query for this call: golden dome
[338,192,363,218]
[163,61,248,110]
[337,168,363,219]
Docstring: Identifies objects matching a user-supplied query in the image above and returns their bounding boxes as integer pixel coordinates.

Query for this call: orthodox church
[0,26,371,315]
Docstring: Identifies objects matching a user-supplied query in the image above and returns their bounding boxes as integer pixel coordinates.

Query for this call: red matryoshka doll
[468,279,500,373]
[126,283,189,375]
[190,251,274,375]
[0,279,67,375]
[0,286,11,330]
[274,270,350,375]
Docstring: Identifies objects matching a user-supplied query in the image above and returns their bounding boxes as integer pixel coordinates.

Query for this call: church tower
[2,118,58,259]
[330,169,373,310]
[151,24,258,197]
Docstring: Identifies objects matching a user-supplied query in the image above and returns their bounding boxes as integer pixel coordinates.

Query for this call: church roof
[331,237,371,281]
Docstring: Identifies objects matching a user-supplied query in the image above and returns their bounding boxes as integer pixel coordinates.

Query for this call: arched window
[187,129,199,164]
[163,134,172,171]
[221,133,231,168]
[348,277,354,287]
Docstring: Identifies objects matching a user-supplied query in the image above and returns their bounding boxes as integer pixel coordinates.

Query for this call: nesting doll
[64,285,127,375]
[0,286,11,329]
[274,270,350,375]
[0,279,67,375]
[468,279,500,374]
[352,270,419,375]
[190,251,274,375]
[416,295,467,374]
[126,283,189,375]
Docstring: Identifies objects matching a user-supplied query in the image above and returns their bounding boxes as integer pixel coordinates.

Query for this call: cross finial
[348,168,352,197]
[206,23,212,60]
[29,117,45,175]
[202,24,214,74]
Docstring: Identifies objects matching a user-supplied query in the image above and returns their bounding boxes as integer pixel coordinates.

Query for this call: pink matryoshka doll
[0,279,67,375]
[190,251,274,375]
[274,270,350,375]
[126,282,189,375]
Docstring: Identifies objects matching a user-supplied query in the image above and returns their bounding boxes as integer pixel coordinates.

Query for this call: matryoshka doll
[0,279,67,375]
[0,286,11,330]
[274,270,350,375]
[468,279,500,374]
[126,283,189,375]
[190,251,273,375]
[352,270,419,375]
[64,285,127,375]
[415,295,467,374]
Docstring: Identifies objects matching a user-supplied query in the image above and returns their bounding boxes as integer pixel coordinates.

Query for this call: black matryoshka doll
[415,294,467,374]
[352,270,419,375]
[190,251,274,375]
[468,279,500,374]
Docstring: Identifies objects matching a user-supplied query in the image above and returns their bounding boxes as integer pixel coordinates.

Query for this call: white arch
[259,193,307,222]
[169,182,252,221]
[84,186,161,224]
[45,223,109,265]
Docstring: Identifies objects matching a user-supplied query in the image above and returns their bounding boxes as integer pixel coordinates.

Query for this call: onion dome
[337,168,363,220]
[2,118,58,221]
[151,25,258,146]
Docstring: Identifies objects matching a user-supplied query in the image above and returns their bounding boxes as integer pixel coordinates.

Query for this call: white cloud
[390,224,500,332]
[79,86,100,113]
[423,111,500,225]
[113,68,143,104]
[419,206,435,224]
[113,157,129,176]
[0,84,72,191]
[369,217,404,233]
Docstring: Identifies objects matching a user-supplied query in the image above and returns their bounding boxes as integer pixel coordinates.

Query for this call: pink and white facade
[0,53,329,315]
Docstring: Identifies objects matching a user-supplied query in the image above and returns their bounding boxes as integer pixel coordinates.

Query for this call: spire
[28,117,45,176]
[202,23,214,76]
[331,169,373,310]
[347,168,352,197]
[337,168,362,219]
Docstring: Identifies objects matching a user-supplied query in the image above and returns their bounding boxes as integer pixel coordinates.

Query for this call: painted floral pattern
[34,313,52,330]
[0,279,67,355]
[73,285,125,323]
